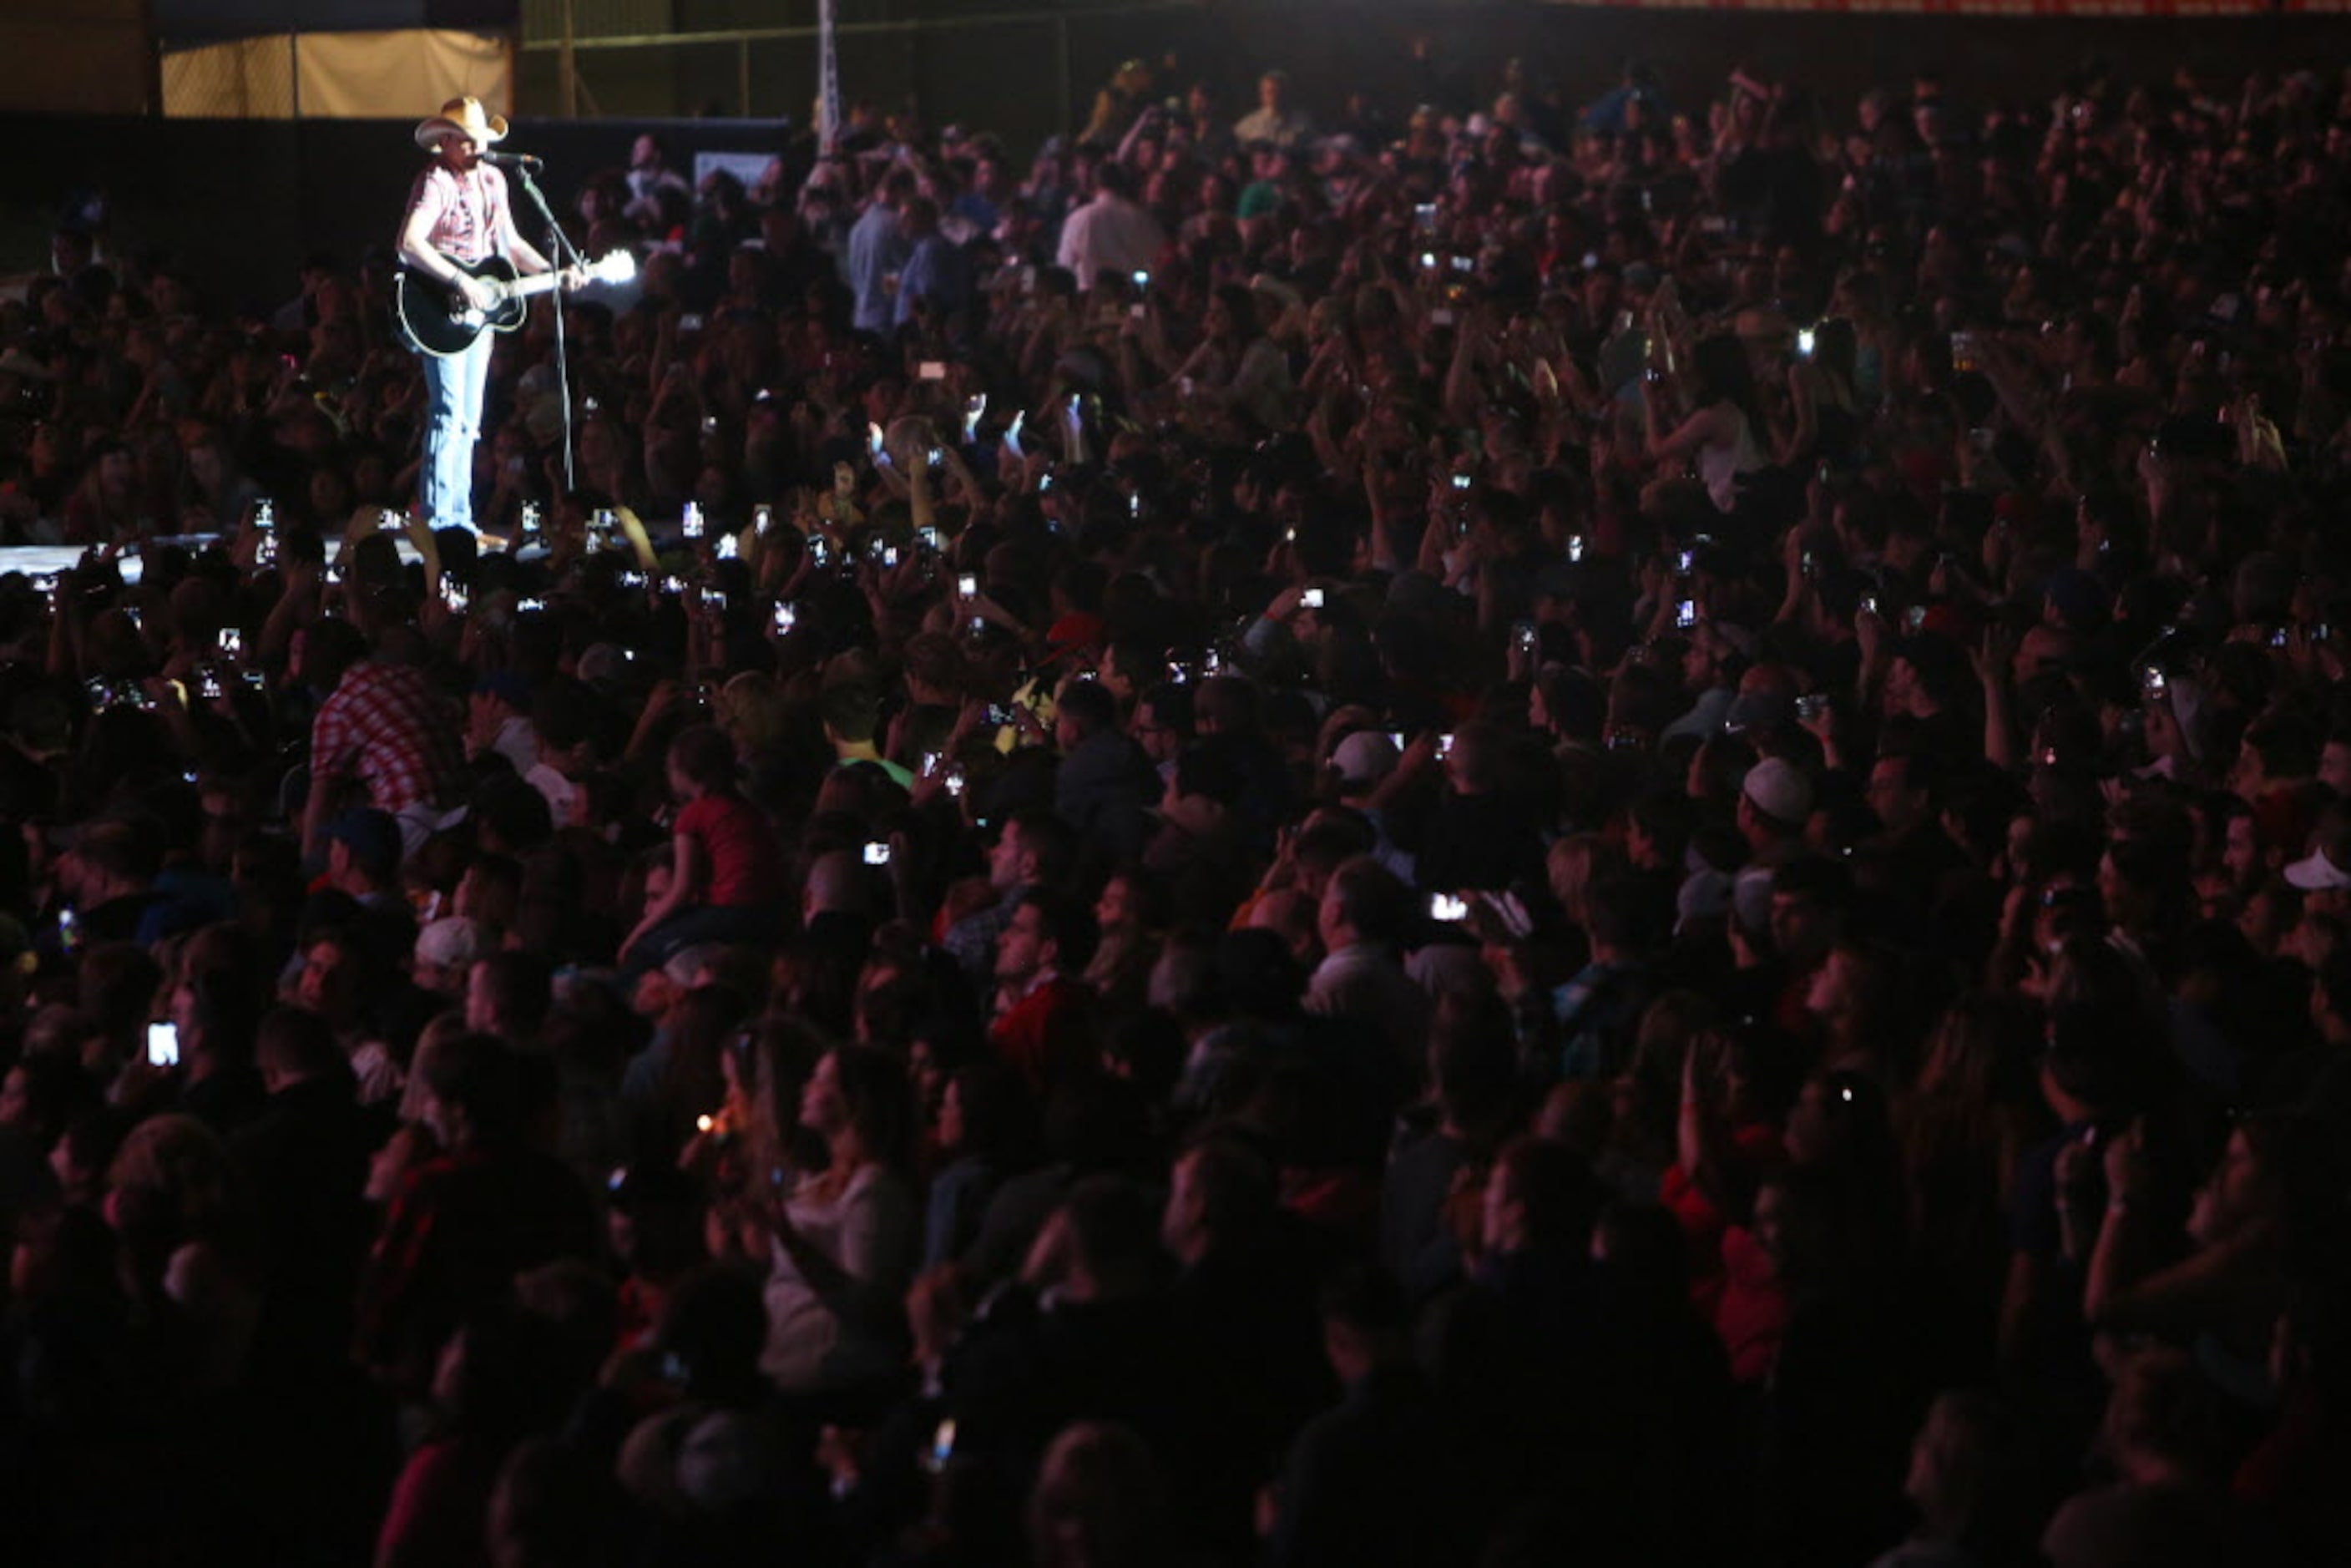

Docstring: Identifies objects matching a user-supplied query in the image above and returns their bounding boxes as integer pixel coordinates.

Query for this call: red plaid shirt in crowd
[310,660,463,815]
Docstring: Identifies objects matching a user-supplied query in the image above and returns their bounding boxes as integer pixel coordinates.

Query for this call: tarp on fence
[161,27,510,119]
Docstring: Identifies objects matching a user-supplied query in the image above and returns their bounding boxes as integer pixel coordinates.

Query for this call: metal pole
[817,0,842,149]
[559,0,578,119]
[139,0,164,115]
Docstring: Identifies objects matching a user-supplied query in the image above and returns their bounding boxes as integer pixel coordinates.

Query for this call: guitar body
[395,254,529,359]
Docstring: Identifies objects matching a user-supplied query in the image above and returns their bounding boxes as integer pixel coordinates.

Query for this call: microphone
[482,151,544,173]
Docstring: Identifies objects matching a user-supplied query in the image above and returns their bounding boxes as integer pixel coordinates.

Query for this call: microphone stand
[510,164,584,500]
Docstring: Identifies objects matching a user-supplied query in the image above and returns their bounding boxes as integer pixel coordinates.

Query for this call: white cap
[1332,731,1400,790]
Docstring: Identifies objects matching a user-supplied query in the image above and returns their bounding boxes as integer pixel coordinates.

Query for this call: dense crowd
[2,38,2351,1568]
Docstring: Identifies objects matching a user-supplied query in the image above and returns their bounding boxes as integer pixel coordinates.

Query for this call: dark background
[8,5,2351,309]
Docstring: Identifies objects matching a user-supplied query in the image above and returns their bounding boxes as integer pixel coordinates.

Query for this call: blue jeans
[420,330,493,534]
[620,901,784,981]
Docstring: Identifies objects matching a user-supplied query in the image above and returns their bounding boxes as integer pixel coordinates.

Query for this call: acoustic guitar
[394,250,636,358]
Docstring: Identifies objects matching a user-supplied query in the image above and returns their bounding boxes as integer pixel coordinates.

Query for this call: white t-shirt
[1054,195,1165,289]
[1699,404,1766,514]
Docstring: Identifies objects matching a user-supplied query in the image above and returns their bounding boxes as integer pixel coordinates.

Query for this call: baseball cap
[1386,570,1450,616]
[1741,757,1813,826]
[1044,612,1105,659]
[1332,731,1400,791]
[2285,803,2351,893]
[2043,568,2108,629]
[1676,867,1733,932]
[1724,690,1790,734]
[2284,847,2351,893]
[326,808,403,881]
[575,642,632,689]
[473,670,532,711]
[414,916,485,972]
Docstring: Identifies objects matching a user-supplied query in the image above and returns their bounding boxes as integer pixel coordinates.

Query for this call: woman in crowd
[756,1044,918,1402]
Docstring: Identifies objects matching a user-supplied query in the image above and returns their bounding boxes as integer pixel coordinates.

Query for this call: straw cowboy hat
[414,96,508,151]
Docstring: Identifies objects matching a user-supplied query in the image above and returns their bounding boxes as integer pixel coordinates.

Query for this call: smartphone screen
[146,1021,179,1068]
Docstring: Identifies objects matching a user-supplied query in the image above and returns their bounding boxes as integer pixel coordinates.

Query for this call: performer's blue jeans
[421,330,493,534]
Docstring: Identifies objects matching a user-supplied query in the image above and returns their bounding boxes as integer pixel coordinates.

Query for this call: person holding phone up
[1644,333,1769,516]
[1054,164,1165,304]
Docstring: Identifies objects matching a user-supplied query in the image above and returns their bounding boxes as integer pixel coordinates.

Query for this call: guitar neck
[502,271,567,302]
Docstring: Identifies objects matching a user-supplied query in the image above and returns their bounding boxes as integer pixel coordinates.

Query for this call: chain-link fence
[515,1,1209,153]
[159,35,298,119]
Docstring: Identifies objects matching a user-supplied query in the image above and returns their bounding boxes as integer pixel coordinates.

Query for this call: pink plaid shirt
[310,660,464,814]
[402,164,513,268]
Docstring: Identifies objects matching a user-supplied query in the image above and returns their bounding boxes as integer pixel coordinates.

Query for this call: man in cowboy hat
[397,96,561,536]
